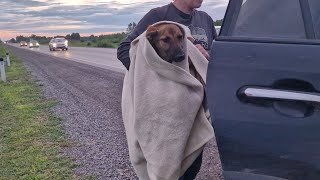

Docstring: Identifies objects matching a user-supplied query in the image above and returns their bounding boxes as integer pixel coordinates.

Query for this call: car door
[207,0,320,179]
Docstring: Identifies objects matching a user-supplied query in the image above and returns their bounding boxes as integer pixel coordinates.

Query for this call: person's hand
[195,44,209,60]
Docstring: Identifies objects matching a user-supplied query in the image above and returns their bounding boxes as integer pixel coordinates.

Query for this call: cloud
[1,0,49,7]
[0,0,228,40]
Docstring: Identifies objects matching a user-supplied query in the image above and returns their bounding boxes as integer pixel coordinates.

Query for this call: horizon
[0,0,228,41]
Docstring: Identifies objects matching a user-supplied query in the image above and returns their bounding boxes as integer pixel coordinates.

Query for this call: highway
[9,43,126,73]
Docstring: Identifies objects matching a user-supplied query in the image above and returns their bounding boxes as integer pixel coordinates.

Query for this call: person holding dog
[117,0,217,70]
[118,0,217,179]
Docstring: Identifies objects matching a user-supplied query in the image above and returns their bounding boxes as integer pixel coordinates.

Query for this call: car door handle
[240,87,320,103]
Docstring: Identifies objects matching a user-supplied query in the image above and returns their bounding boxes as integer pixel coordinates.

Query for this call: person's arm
[207,17,217,58]
[117,9,162,70]
[195,15,217,60]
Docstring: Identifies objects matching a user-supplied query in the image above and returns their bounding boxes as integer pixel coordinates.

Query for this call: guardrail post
[0,58,6,82]
[6,53,11,66]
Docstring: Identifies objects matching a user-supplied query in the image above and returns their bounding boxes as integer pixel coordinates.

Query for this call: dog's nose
[174,52,185,62]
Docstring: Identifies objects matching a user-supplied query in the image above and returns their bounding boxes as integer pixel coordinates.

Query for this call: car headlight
[36,43,39,46]
[53,43,57,47]
[64,41,68,46]
[30,43,33,46]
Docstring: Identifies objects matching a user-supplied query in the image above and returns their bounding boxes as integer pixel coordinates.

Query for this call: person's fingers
[195,44,209,59]
[203,51,209,60]
[195,44,202,49]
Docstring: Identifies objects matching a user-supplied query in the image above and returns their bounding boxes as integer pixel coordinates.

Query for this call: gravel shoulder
[7,45,223,180]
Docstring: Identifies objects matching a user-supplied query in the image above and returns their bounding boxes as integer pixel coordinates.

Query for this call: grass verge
[0,43,76,179]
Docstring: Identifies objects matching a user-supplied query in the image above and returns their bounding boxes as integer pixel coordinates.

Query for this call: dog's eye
[161,37,171,43]
[177,35,183,40]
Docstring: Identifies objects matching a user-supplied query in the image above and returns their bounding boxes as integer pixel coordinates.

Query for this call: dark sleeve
[206,14,217,55]
[117,9,162,70]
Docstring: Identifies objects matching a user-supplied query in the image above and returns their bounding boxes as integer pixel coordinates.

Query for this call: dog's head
[146,23,186,63]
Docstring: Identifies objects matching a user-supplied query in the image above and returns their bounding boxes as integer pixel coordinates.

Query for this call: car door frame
[219,0,318,43]
[209,0,320,179]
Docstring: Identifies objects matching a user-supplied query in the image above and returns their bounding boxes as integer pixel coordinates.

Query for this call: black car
[207,0,320,180]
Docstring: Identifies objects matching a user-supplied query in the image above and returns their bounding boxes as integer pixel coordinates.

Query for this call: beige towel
[122,21,214,180]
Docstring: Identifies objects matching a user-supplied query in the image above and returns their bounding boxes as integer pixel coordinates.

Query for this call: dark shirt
[117,3,217,70]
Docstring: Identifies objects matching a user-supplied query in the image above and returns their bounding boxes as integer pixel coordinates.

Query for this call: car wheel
[66,48,68,51]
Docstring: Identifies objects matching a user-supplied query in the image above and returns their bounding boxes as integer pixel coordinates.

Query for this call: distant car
[49,38,68,51]
[20,41,27,47]
[29,40,39,48]
[207,0,320,180]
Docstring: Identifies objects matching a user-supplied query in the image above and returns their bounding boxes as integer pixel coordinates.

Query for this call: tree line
[9,33,82,44]
[8,18,222,48]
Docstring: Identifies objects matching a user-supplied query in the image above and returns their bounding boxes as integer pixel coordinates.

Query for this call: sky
[0,0,229,40]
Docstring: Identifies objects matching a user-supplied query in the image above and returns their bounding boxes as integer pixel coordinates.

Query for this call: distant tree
[127,22,137,33]
[9,38,16,43]
[30,34,36,40]
[70,33,81,40]
[132,22,137,29]
[65,34,71,40]
[214,19,223,26]
[16,35,28,42]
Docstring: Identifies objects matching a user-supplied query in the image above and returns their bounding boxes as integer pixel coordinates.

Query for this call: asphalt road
[9,43,126,73]
[5,45,223,180]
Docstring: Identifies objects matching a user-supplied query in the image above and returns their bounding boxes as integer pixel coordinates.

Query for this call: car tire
[66,48,68,51]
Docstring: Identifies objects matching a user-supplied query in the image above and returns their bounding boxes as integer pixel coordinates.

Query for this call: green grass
[0,43,77,180]
[69,40,118,48]
[69,33,127,49]
[69,41,92,48]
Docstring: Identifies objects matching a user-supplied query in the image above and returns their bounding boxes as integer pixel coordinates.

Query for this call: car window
[232,0,306,39]
[309,0,320,39]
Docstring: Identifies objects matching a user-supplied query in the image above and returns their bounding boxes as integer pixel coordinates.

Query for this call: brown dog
[146,23,186,63]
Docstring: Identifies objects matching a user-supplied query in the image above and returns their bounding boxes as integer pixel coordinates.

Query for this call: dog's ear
[146,25,158,41]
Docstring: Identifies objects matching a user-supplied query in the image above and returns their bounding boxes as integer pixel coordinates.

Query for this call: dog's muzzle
[174,52,185,62]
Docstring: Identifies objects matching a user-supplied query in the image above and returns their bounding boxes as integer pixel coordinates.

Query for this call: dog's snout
[174,52,185,62]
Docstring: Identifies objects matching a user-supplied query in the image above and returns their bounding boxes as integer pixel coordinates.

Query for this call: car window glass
[309,0,320,38]
[232,0,306,39]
